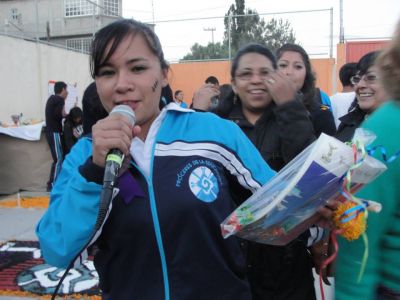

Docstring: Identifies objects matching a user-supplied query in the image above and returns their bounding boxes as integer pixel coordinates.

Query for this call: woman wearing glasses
[335,51,388,142]
[216,43,315,172]
[215,43,320,300]
[336,21,400,299]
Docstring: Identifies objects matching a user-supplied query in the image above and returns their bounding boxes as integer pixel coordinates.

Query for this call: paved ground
[0,207,45,243]
[0,191,48,243]
[0,297,34,299]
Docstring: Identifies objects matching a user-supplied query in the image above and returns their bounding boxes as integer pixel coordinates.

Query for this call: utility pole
[152,0,155,24]
[339,0,344,43]
[35,0,39,41]
[204,27,216,44]
[228,15,232,60]
[330,7,333,58]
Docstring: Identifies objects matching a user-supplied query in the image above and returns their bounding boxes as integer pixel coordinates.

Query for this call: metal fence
[145,8,334,63]
[0,2,334,61]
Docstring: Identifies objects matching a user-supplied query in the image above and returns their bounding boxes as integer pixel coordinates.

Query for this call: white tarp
[0,122,45,141]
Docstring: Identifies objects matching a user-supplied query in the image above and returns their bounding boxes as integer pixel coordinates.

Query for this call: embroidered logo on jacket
[189,166,219,202]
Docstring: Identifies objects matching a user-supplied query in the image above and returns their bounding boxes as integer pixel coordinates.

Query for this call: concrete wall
[0,35,92,123]
[0,34,338,124]
[3,33,376,123]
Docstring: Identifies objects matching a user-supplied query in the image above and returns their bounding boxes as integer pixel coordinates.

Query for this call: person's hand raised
[192,83,220,111]
[265,71,297,106]
[92,113,141,168]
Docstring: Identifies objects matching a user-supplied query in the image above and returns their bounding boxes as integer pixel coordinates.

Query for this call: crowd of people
[39,17,400,299]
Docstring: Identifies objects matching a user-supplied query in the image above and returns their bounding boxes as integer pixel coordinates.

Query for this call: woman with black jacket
[336,51,388,142]
[214,43,318,300]
[63,106,83,154]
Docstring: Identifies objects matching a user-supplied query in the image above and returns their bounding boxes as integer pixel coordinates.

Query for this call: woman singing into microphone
[37,19,336,299]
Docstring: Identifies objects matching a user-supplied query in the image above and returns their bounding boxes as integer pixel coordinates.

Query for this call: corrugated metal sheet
[346,40,389,63]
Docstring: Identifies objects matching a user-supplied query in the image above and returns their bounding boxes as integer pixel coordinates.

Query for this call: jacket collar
[228,103,275,128]
[339,107,366,126]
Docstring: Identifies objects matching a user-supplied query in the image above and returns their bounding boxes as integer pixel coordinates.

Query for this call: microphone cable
[50,105,135,299]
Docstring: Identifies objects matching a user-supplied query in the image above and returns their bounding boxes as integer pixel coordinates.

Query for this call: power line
[141,8,332,24]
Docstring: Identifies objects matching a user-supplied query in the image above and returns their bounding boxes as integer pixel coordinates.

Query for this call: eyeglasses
[350,73,379,85]
[235,68,274,81]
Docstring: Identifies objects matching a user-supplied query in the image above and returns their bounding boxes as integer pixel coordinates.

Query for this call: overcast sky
[122,0,400,62]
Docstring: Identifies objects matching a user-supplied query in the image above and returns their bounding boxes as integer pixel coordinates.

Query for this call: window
[66,38,92,53]
[103,0,119,16]
[11,8,19,21]
[65,0,97,17]
[10,8,22,24]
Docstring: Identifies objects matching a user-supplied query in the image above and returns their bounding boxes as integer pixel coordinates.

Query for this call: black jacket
[227,99,315,171]
[309,103,337,137]
[63,120,83,154]
[45,95,64,132]
[224,99,317,300]
[309,89,337,137]
[336,106,366,142]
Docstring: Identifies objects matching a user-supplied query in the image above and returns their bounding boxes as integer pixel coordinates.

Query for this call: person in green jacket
[335,20,400,299]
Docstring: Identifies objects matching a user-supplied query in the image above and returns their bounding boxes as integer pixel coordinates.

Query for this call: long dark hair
[356,51,380,75]
[348,51,380,113]
[90,19,169,78]
[276,43,316,109]
[217,43,277,117]
[230,43,277,78]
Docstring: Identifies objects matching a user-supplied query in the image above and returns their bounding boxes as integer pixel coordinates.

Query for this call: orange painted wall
[346,40,389,63]
[168,58,335,104]
[167,40,391,104]
[335,43,347,92]
[311,58,335,95]
[169,61,231,106]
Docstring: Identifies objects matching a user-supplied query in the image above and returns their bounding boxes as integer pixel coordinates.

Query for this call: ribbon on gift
[319,141,400,300]
[367,145,400,163]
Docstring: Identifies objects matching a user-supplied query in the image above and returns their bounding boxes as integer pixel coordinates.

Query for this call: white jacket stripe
[155,141,261,192]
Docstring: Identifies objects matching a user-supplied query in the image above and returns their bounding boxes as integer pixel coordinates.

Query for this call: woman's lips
[117,100,140,110]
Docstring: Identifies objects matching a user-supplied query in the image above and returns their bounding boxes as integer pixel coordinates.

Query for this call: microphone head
[110,105,136,126]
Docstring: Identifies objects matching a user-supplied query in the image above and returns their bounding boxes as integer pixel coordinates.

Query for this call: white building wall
[0,35,92,123]
[0,0,122,41]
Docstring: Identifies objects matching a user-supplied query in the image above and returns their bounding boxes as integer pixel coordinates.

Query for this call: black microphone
[51,105,135,299]
[95,105,136,230]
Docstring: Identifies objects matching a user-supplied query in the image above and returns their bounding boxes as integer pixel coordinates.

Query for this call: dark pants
[246,240,316,300]
[45,130,64,190]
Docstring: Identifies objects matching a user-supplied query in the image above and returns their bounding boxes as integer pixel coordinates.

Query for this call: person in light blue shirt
[173,89,187,108]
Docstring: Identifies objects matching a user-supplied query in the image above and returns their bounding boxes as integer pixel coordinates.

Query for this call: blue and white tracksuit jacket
[37,105,276,299]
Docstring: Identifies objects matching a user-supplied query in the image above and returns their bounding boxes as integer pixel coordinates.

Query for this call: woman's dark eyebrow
[126,57,148,65]
[100,57,147,68]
